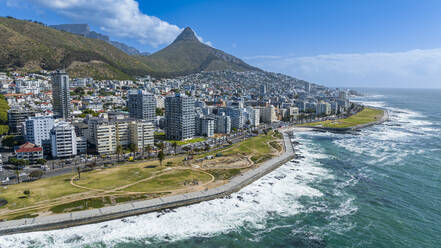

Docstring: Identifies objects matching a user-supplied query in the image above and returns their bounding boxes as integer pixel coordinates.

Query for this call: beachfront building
[316,101,331,116]
[129,120,154,150]
[246,107,260,127]
[199,116,215,137]
[259,105,277,123]
[165,94,196,140]
[127,89,156,123]
[215,115,231,134]
[50,120,77,158]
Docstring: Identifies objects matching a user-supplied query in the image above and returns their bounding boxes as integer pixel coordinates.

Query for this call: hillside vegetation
[0,18,260,79]
[0,94,9,135]
[0,17,152,79]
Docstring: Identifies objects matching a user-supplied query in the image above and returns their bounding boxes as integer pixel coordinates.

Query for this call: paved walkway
[0,132,295,235]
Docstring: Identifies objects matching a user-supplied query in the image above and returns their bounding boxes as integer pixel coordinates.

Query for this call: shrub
[29,170,43,179]
[23,190,30,197]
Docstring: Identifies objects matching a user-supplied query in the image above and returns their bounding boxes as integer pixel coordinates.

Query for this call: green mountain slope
[136,27,260,77]
[0,17,153,79]
[0,18,260,79]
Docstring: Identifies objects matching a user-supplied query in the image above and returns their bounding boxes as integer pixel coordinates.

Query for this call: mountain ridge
[0,17,260,79]
[137,27,260,77]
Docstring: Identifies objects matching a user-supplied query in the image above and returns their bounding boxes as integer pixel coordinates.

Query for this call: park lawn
[124,169,212,192]
[166,137,206,146]
[194,131,279,162]
[75,157,185,190]
[301,107,384,128]
[0,173,87,210]
[223,132,276,157]
[0,132,280,219]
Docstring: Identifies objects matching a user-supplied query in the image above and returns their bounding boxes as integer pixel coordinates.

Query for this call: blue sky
[1,0,441,88]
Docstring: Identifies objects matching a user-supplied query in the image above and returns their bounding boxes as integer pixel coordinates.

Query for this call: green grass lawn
[301,107,384,128]
[223,132,275,157]
[0,173,87,210]
[75,166,159,190]
[166,137,206,146]
[124,169,212,192]
[0,132,280,219]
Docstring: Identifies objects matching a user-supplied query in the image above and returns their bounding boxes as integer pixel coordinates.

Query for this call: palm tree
[172,142,178,155]
[76,166,81,179]
[145,144,152,159]
[116,145,123,162]
[15,169,21,183]
[158,150,165,166]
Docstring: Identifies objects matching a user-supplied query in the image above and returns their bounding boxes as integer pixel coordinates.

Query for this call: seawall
[0,132,296,235]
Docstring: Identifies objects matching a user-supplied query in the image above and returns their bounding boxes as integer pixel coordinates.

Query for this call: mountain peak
[173,27,199,43]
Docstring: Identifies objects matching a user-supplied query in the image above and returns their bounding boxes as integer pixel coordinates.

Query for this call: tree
[0,125,8,136]
[155,142,164,150]
[29,170,43,179]
[72,87,85,96]
[15,169,21,183]
[116,145,123,161]
[36,158,47,165]
[2,135,16,147]
[158,150,165,166]
[128,143,138,156]
[9,158,29,167]
[172,142,178,154]
[145,144,152,158]
[156,107,164,116]
[76,166,81,179]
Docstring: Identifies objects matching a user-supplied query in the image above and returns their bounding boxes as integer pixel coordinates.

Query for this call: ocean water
[1,88,440,248]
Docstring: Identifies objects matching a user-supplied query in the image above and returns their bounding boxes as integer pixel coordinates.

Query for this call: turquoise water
[1,88,440,248]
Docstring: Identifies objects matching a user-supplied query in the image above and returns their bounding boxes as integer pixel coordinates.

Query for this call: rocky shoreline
[0,132,296,236]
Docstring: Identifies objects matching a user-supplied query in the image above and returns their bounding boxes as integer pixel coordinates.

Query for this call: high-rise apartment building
[7,108,36,134]
[215,115,231,134]
[127,90,156,123]
[52,70,71,119]
[165,94,195,140]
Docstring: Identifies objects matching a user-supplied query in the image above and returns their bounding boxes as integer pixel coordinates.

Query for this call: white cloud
[195,33,212,47]
[21,0,183,47]
[246,49,441,88]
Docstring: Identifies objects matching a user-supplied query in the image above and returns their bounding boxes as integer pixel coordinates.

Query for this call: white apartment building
[259,105,278,123]
[316,101,331,116]
[51,120,77,158]
[246,107,260,127]
[88,119,117,154]
[129,121,154,150]
[88,117,154,154]
[200,117,215,137]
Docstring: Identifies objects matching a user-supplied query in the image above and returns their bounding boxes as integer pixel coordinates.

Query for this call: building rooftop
[15,142,43,153]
